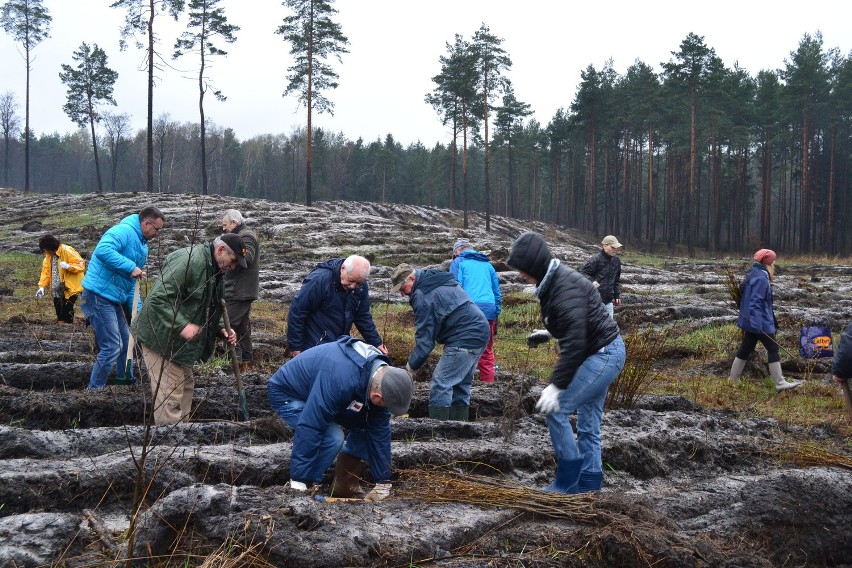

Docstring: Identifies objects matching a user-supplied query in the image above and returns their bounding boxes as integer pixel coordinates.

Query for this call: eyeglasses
[145,220,163,232]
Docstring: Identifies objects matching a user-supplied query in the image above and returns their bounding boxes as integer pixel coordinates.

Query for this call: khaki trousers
[141,344,195,425]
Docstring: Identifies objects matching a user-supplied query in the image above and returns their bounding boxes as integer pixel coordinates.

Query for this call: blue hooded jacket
[449,250,502,321]
[407,269,490,370]
[267,337,393,483]
[738,263,776,334]
[286,258,383,352]
[82,214,149,306]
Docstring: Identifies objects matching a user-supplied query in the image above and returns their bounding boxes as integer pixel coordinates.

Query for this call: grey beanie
[453,239,470,252]
[379,366,414,416]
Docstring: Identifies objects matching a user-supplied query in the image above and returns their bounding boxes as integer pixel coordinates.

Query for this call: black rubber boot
[448,405,469,421]
[428,406,450,420]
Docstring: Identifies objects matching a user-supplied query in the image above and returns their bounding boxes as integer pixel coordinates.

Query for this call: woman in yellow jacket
[37,234,86,323]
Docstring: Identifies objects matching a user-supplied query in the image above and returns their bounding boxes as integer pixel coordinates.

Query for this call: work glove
[59,261,70,270]
[593,281,600,288]
[535,384,562,414]
[527,329,552,348]
[35,287,45,298]
[613,298,621,307]
[287,480,308,492]
[364,483,392,503]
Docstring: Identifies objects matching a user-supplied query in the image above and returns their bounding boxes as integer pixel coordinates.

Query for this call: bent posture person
[132,234,242,424]
[287,255,387,356]
[36,234,86,323]
[507,231,626,494]
[450,239,502,383]
[221,209,260,366]
[81,206,165,388]
[267,336,413,501]
[391,263,490,421]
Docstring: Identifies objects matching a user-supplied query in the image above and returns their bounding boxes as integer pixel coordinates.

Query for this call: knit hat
[379,366,414,416]
[220,233,248,269]
[453,239,470,252]
[602,235,622,248]
[506,231,551,282]
[390,263,414,292]
[754,249,777,265]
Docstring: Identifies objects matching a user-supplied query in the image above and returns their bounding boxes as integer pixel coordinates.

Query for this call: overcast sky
[1,0,850,147]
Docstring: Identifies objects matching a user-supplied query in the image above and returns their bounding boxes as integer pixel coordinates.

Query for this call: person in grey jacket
[390,263,490,421]
[833,321,852,384]
[221,209,260,366]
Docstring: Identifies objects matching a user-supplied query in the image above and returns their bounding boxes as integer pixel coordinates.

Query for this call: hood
[506,231,551,282]
[314,257,345,291]
[459,250,491,263]
[415,269,457,295]
[119,213,146,243]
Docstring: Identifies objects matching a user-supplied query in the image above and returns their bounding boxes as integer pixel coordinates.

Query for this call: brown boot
[331,452,366,498]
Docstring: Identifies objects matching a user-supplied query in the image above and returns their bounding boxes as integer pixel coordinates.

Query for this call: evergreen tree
[59,42,118,194]
[277,0,349,206]
[1,0,51,192]
[495,86,531,219]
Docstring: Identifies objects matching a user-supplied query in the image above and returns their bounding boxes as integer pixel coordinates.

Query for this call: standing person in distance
[221,209,260,368]
[580,235,622,318]
[36,234,86,324]
[81,206,165,389]
[449,238,502,383]
[729,249,803,391]
[507,231,626,494]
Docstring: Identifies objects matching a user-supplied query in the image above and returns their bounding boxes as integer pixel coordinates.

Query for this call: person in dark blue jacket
[267,336,413,502]
[729,249,802,391]
[450,239,502,383]
[391,263,490,421]
[286,255,387,357]
[833,321,852,385]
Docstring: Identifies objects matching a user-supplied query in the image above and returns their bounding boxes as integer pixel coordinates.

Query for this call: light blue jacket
[82,214,149,306]
[449,250,502,321]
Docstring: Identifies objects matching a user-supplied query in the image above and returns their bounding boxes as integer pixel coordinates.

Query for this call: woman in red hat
[729,249,802,391]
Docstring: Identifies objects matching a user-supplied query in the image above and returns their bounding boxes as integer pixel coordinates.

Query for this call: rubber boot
[448,405,469,422]
[577,471,604,493]
[428,406,450,420]
[768,362,803,391]
[330,452,366,498]
[542,458,583,494]
[729,357,747,381]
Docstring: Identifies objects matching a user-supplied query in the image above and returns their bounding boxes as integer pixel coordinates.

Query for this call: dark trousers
[736,330,781,363]
[225,299,254,362]
[53,293,78,323]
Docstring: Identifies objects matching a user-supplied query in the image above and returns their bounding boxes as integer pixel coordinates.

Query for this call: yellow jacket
[39,244,86,299]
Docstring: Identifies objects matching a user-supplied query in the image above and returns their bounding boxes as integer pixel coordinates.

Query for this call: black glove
[527,329,552,348]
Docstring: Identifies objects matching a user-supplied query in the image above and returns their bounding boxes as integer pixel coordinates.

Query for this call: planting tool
[121,279,141,380]
[221,299,250,421]
[314,495,363,503]
[841,380,852,422]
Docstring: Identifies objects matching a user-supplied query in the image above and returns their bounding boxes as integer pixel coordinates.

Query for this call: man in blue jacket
[450,239,502,383]
[267,337,413,502]
[287,255,387,356]
[81,205,165,389]
[391,263,490,421]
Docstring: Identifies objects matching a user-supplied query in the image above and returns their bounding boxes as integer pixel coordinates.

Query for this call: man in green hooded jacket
[132,234,243,424]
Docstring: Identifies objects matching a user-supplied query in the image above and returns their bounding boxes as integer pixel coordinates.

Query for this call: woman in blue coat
[729,249,802,391]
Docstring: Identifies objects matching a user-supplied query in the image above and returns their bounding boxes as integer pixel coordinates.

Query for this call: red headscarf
[753,249,777,265]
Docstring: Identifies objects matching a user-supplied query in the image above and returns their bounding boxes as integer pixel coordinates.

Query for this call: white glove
[527,329,552,348]
[59,261,70,270]
[35,287,44,298]
[535,384,563,414]
[405,363,414,375]
[287,480,308,491]
[364,483,392,503]
[593,281,600,288]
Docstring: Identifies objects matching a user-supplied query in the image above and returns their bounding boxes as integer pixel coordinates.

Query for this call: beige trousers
[141,344,195,425]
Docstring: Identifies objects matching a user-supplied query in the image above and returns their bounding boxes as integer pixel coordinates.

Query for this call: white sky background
[1,0,851,147]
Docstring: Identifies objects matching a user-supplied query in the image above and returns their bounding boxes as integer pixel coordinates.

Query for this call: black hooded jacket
[507,232,620,388]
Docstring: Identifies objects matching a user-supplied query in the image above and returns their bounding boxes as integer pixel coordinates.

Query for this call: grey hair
[342,255,371,281]
[212,236,228,251]
[221,209,244,224]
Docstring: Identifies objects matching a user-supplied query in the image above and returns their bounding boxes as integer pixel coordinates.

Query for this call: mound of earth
[0,189,850,567]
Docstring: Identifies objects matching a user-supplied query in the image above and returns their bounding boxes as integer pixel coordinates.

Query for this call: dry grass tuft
[606,328,663,410]
[763,440,852,470]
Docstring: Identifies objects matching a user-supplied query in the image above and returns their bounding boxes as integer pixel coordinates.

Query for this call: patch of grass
[43,208,107,230]
[665,323,740,358]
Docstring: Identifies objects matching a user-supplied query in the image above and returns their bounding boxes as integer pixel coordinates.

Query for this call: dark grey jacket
[224,223,260,301]
[833,321,852,380]
[580,250,621,304]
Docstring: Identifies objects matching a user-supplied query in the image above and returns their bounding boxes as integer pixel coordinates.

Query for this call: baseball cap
[390,263,414,292]
[220,233,248,269]
[602,235,622,248]
[379,366,414,416]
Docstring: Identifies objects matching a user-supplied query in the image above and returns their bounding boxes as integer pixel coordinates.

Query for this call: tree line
[2,0,850,255]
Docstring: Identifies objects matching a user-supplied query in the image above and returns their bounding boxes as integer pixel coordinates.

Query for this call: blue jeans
[429,344,486,407]
[274,398,345,482]
[81,290,131,389]
[547,336,626,475]
[604,302,614,318]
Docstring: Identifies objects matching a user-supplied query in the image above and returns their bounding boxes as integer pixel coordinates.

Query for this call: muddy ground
[0,190,850,567]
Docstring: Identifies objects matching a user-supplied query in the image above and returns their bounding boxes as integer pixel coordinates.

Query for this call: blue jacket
[407,269,490,370]
[449,250,502,321]
[286,258,383,352]
[82,214,149,306]
[832,321,852,380]
[738,263,776,334]
[267,337,393,483]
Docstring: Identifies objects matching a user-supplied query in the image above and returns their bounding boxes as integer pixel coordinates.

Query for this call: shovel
[118,279,141,384]
[221,299,250,421]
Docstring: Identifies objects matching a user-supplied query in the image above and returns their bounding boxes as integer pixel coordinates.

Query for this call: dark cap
[379,366,414,416]
[220,233,247,269]
[390,263,414,292]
